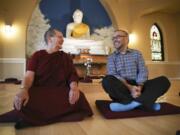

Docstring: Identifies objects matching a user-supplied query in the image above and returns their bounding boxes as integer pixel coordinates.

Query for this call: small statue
[79,57,93,83]
[66,9,90,39]
[84,58,93,76]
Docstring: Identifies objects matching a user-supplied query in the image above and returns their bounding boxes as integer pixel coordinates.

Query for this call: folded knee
[102,75,116,83]
[159,76,171,89]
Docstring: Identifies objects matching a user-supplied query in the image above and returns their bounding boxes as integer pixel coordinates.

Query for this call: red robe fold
[0,50,93,126]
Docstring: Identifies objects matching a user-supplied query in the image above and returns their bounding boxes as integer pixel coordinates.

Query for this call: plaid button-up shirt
[107,49,148,85]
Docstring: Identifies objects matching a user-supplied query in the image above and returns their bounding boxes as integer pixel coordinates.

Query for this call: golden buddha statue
[63,9,108,56]
[66,9,90,39]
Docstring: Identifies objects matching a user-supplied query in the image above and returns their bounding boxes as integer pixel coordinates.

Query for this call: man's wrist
[70,86,79,91]
[20,85,26,89]
[70,82,78,89]
[137,83,144,91]
[20,85,28,90]
[126,84,133,92]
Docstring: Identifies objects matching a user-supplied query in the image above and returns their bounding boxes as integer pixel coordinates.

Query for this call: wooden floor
[0,80,180,135]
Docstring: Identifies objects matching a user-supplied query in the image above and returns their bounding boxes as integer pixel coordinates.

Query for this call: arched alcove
[26,0,116,57]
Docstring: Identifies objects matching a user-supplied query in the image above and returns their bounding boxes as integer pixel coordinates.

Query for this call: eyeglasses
[112,35,127,41]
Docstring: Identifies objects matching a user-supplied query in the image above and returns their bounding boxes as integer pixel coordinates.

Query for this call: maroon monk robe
[0,50,93,126]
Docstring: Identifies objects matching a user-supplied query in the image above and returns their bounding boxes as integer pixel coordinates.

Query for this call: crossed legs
[102,75,171,111]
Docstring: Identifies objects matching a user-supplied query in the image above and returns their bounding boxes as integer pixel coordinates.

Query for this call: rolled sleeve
[136,52,148,84]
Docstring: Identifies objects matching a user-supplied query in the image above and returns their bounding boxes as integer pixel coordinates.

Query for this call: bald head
[44,28,57,44]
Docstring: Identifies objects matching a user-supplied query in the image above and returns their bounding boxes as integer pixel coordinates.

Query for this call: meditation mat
[95,100,180,119]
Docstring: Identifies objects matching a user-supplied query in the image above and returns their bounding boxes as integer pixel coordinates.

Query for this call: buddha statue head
[73,9,83,24]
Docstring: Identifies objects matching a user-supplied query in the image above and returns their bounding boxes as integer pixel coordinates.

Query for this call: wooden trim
[0,58,26,76]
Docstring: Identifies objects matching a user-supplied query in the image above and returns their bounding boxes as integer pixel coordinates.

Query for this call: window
[150,24,164,61]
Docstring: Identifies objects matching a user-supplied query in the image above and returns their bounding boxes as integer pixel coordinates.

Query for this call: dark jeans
[102,75,171,109]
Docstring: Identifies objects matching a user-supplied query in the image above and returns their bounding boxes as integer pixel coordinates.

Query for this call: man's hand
[69,82,80,105]
[129,85,142,98]
[13,90,29,111]
[69,87,80,105]
[122,79,142,98]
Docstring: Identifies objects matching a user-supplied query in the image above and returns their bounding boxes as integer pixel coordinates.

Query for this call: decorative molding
[0,58,26,75]
[169,77,180,80]
[145,61,180,65]
[0,58,26,63]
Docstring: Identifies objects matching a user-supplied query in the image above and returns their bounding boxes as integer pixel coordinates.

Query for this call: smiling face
[112,30,129,51]
[48,30,64,52]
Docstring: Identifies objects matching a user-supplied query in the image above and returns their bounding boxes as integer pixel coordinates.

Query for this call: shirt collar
[115,48,132,55]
